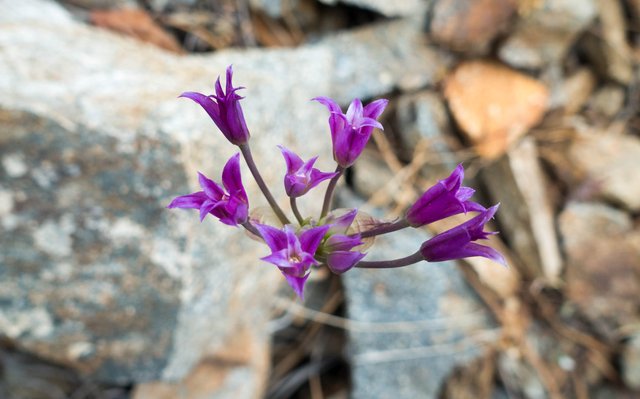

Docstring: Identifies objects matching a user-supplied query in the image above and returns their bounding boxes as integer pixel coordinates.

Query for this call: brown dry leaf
[444,60,548,159]
[90,8,184,54]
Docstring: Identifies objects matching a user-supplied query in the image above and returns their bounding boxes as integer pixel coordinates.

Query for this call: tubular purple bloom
[406,164,485,227]
[324,208,358,236]
[167,153,248,226]
[319,208,366,273]
[324,234,366,273]
[256,224,331,299]
[278,145,338,197]
[419,205,506,266]
[180,65,250,145]
[313,96,388,167]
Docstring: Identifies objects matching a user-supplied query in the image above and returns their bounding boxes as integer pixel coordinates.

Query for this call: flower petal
[459,243,507,267]
[363,98,389,119]
[325,209,358,235]
[299,225,331,254]
[224,65,235,95]
[312,96,341,113]
[255,223,288,252]
[199,199,217,222]
[278,145,304,173]
[167,191,207,209]
[221,153,246,198]
[325,234,363,251]
[198,172,224,200]
[282,272,309,300]
[307,169,338,191]
[261,249,295,269]
[358,117,384,130]
[346,98,363,123]
[326,251,366,274]
[179,92,222,126]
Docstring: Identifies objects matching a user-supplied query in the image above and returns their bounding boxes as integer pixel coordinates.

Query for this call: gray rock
[341,207,497,399]
[559,202,640,340]
[622,333,640,390]
[315,17,452,102]
[394,90,458,174]
[568,132,640,211]
[350,148,394,199]
[318,0,428,17]
[587,84,626,118]
[548,67,597,113]
[498,0,596,69]
[429,0,516,54]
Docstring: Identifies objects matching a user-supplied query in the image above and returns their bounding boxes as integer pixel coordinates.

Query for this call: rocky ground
[1,0,640,398]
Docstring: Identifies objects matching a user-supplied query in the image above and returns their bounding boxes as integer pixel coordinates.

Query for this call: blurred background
[1,0,640,398]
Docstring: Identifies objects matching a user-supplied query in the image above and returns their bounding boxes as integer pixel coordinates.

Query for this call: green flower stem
[290,197,305,225]
[358,219,411,239]
[239,143,290,225]
[320,165,344,219]
[355,250,424,269]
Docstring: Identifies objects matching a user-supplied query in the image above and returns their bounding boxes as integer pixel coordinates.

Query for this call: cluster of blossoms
[169,66,506,299]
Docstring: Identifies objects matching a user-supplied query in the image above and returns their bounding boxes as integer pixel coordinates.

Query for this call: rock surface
[429,0,516,53]
[340,202,498,399]
[0,0,441,386]
[559,202,640,340]
[498,0,597,68]
[443,60,549,159]
[567,132,640,211]
[394,90,458,173]
[317,17,452,103]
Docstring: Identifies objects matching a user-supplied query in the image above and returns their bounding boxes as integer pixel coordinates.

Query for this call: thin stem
[355,250,424,269]
[239,143,290,225]
[357,219,410,239]
[242,221,260,237]
[290,197,305,225]
[320,165,344,219]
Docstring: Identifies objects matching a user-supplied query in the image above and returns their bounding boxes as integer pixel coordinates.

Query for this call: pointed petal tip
[283,273,309,300]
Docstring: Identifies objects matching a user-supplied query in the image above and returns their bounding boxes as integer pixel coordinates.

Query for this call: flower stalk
[320,165,344,219]
[357,219,410,238]
[355,251,424,269]
[239,143,290,225]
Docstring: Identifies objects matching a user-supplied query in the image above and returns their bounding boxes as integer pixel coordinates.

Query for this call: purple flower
[406,164,485,227]
[324,234,366,273]
[256,224,330,299]
[321,209,366,274]
[167,153,248,226]
[419,205,506,266]
[313,97,388,167]
[278,146,338,198]
[180,65,250,145]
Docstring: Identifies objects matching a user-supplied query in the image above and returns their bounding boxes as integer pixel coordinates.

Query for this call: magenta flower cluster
[168,66,505,299]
